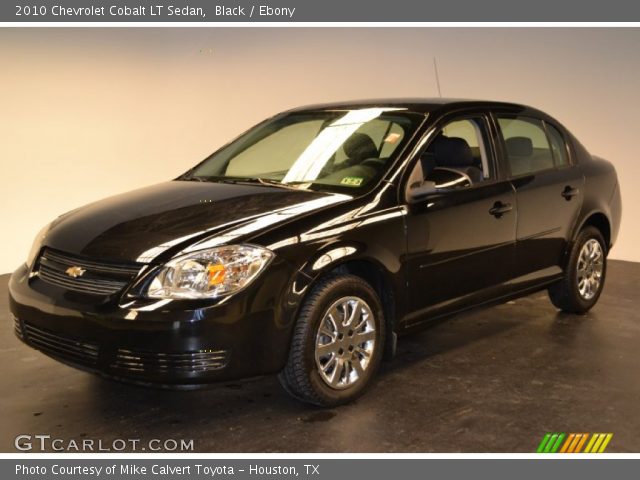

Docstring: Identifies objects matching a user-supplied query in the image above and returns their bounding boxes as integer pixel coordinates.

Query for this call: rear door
[493,112,584,283]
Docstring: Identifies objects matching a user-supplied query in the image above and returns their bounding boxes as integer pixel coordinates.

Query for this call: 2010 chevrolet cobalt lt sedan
[10,99,621,406]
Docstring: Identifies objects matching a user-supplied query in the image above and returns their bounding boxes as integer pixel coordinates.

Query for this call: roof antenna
[433,57,442,98]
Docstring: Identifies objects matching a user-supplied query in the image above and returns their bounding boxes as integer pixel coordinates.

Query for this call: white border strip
[1,19,637,459]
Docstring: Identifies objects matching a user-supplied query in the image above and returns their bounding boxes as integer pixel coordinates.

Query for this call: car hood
[44,181,350,264]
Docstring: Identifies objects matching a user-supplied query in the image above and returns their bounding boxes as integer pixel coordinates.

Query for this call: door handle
[489,201,513,218]
[562,185,579,201]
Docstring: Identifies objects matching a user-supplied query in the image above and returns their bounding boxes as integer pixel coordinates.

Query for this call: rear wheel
[278,275,385,407]
[548,226,607,314]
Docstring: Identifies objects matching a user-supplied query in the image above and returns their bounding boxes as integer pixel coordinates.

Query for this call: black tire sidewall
[302,276,385,405]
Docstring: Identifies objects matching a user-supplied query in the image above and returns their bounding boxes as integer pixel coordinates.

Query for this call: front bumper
[9,262,299,387]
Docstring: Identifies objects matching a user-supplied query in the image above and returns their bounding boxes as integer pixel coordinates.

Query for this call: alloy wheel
[577,238,604,300]
[314,296,376,390]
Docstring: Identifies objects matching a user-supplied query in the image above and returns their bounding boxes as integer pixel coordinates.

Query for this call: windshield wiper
[255,177,308,190]
[179,175,310,190]
[179,175,240,184]
[220,177,309,191]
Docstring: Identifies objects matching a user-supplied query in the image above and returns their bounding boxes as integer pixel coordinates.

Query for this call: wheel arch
[301,256,400,360]
[576,211,612,253]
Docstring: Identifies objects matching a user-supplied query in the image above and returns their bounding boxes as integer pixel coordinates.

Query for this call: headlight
[26,222,52,267]
[146,245,274,299]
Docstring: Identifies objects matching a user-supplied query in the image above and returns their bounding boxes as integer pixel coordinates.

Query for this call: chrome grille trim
[43,249,142,276]
[23,323,99,365]
[39,264,125,294]
[113,348,229,373]
[36,248,143,296]
[13,315,24,340]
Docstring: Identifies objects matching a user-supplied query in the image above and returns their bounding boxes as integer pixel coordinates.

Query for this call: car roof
[286,98,529,114]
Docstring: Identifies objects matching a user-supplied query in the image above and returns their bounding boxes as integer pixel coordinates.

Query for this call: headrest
[433,136,474,167]
[505,136,533,157]
[344,133,378,163]
[426,133,448,154]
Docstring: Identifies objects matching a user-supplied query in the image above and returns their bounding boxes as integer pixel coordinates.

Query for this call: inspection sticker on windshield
[340,176,364,187]
[384,132,402,144]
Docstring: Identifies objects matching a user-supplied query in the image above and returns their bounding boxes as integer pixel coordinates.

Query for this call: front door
[404,113,517,324]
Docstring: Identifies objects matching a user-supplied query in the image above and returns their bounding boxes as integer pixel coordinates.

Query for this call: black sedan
[9,99,622,406]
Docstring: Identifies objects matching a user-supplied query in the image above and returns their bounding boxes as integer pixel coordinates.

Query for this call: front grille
[23,323,99,365]
[113,348,229,374]
[36,248,142,296]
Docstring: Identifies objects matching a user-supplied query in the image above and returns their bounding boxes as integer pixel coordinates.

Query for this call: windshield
[183,108,425,194]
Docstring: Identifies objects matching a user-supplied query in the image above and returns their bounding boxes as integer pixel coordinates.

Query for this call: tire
[278,274,385,407]
[548,226,607,314]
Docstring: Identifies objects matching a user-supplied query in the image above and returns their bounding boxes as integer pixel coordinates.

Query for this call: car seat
[505,136,533,176]
[432,136,483,184]
[343,133,379,165]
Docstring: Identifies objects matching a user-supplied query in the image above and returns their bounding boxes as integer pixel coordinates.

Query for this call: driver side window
[419,116,492,189]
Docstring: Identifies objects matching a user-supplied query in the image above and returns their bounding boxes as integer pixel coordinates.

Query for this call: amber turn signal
[207,263,226,286]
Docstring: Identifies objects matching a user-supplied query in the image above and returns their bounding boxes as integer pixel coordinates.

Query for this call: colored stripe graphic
[559,433,575,453]
[561,433,587,453]
[574,433,589,453]
[536,433,566,453]
[544,433,558,453]
[584,433,614,453]
[537,433,612,453]
[536,433,552,453]
[550,433,565,453]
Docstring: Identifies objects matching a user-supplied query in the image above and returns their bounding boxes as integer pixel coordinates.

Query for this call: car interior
[318,132,389,184]
[405,118,491,192]
[504,136,555,176]
[497,117,559,177]
[420,134,484,184]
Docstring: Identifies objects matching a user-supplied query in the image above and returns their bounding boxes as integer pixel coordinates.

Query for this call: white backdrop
[1,28,638,272]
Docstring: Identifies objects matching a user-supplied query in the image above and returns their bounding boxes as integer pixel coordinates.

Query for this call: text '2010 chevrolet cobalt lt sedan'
[10,99,621,406]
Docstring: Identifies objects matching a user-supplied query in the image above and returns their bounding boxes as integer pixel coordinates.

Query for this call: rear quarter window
[545,123,570,167]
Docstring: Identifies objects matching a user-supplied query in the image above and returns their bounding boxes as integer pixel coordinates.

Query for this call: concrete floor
[1,260,639,453]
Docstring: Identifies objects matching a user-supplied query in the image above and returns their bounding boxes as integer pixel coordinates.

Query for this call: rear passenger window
[545,123,569,167]
[497,117,555,176]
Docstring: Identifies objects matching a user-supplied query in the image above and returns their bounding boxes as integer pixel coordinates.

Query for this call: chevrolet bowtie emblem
[65,266,86,278]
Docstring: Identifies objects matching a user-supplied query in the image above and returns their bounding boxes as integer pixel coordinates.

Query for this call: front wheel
[278,274,385,407]
[548,226,607,314]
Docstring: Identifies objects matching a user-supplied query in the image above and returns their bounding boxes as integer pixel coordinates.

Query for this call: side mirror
[406,169,473,204]
[407,181,437,203]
